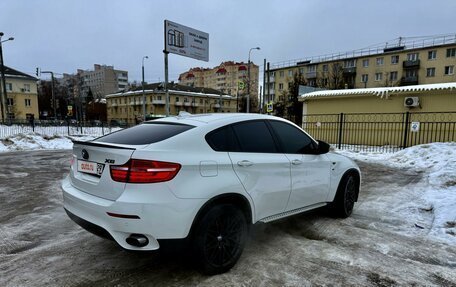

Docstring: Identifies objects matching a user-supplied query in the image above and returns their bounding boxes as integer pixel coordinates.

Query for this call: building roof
[300,82,456,100]
[106,82,231,99]
[3,65,37,81]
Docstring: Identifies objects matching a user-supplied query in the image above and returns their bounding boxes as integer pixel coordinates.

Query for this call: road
[0,150,455,287]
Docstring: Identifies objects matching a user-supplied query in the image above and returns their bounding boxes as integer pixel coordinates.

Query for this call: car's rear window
[95,122,194,145]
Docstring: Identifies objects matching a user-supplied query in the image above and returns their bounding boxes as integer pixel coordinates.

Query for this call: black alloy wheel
[194,204,248,275]
[330,173,359,218]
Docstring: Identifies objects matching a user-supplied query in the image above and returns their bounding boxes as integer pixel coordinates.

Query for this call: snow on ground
[0,133,96,152]
[337,142,456,244]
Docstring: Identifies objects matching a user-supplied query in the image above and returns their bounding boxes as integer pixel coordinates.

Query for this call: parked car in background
[62,113,361,274]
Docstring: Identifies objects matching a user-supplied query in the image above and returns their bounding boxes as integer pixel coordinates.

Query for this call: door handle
[291,159,302,165]
[237,160,253,167]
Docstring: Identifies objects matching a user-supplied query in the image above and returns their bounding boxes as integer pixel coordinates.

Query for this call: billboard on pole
[164,20,209,62]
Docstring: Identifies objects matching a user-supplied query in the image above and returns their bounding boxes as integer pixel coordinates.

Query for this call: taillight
[110,159,181,183]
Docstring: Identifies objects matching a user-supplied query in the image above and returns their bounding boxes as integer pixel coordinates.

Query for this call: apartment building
[106,83,236,124]
[1,65,38,121]
[77,64,128,99]
[267,34,456,103]
[178,61,260,100]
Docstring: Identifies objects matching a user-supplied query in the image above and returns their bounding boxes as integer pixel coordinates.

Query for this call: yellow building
[299,83,456,147]
[179,61,260,102]
[106,83,237,124]
[1,66,38,121]
[267,34,456,104]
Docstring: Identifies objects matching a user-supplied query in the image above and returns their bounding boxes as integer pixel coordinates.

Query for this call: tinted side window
[205,126,239,152]
[269,120,316,154]
[95,122,194,145]
[232,121,277,153]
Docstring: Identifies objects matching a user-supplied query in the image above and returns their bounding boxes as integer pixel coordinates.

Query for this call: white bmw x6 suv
[62,113,360,274]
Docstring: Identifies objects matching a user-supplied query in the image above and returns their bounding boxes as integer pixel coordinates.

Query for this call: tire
[330,173,359,218]
[193,204,248,275]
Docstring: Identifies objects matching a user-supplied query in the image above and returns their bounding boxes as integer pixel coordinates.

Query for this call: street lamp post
[0,32,14,123]
[142,56,148,121]
[247,47,260,113]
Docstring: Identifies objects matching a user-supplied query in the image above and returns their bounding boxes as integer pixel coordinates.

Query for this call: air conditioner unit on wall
[404,97,420,108]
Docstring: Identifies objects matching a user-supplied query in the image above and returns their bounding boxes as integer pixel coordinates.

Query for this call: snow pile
[0,133,95,152]
[338,142,456,243]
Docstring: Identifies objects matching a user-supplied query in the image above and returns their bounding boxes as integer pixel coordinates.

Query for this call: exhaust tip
[126,234,149,247]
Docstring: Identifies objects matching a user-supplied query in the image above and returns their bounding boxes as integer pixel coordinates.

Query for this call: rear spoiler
[72,140,136,150]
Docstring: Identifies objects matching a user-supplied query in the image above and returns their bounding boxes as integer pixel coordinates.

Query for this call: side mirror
[316,140,330,154]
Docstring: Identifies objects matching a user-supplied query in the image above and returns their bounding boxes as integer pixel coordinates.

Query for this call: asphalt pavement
[0,150,455,287]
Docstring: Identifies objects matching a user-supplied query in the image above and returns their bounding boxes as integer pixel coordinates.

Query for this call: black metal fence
[303,112,456,152]
[0,120,127,139]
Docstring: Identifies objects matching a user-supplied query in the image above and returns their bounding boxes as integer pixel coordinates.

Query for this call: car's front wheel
[193,204,248,275]
[330,172,359,218]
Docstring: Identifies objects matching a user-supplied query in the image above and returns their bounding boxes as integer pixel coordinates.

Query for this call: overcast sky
[1,0,455,84]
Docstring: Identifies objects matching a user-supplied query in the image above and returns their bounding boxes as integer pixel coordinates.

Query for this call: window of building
[390,71,398,81]
[406,70,417,77]
[428,50,437,60]
[426,68,436,77]
[307,65,316,72]
[299,68,304,74]
[184,98,188,102]
[23,84,31,92]
[157,95,162,100]
[288,70,293,77]
[279,71,284,78]
[375,73,383,81]
[376,57,384,66]
[407,53,419,61]
[25,99,31,107]
[362,59,369,67]
[444,65,454,75]
[361,74,368,83]
[7,98,14,106]
[446,48,456,58]
[288,82,292,89]
[200,99,203,104]
[175,97,179,102]
[322,64,328,72]
[344,59,356,68]
[391,55,399,64]
[279,83,284,90]
[6,83,12,91]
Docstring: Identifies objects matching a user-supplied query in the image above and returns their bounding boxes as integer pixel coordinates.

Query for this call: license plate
[77,160,104,176]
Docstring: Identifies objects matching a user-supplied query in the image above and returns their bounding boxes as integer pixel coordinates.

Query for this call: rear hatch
[70,141,136,201]
[69,122,195,201]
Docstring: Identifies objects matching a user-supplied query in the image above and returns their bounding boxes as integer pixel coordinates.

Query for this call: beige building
[106,83,237,124]
[267,34,456,104]
[1,66,38,121]
[178,61,260,102]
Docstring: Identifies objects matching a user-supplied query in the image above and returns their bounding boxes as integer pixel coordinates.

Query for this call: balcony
[306,71,317,79]
[184,102,191,107]
[268,76,275,82]
[152,100,165,105]
[174,102,183,106]
[343,67,357,75]
[191,102,199,107]
[403,60,420,69]
[129,101,143,105]
[400,76,419,86]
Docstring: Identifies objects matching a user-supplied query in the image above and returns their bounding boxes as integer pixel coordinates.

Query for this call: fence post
[102,122,104,135]
[67,121,70,136]
[402,111,410,149]
[338,113,344,149]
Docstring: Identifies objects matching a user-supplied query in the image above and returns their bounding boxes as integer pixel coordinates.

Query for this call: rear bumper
[62,176,204,251]
[65,208,114,241]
